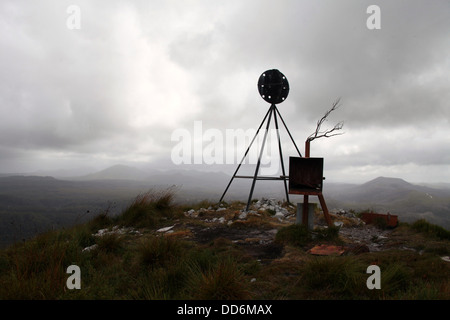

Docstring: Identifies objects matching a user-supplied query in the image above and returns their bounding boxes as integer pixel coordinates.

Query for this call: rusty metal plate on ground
[308,244,345,256]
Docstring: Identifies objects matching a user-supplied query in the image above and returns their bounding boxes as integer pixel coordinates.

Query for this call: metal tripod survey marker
[219,69,302,211]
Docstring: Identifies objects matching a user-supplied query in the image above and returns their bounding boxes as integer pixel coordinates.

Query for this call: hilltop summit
[362,176,414,189]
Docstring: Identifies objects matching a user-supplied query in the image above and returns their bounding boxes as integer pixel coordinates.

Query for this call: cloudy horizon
[1,0,449,184]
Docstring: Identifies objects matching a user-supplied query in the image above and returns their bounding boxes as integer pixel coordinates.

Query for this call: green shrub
[411,219,450,240]
[314,226,341,242]
[275,224,311,247]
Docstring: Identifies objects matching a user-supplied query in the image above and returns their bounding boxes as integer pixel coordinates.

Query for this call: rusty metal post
[300,139,332,227]
[305,139,311,158]
[318,194,332,226]
[302,139,311,226]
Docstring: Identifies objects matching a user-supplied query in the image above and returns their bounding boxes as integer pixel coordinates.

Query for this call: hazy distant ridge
[76,164,153,181]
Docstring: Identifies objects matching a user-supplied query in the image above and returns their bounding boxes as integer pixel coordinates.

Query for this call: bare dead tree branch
[307,98,344,142]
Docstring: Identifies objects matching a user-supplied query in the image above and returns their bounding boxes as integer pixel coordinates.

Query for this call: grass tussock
[96,233,124,254]
[138,236,183,268]
[275,224,311,247]
[300,256,367,298]
[186,257,250,300]
[115,189,178,228]
[0,231,81,299]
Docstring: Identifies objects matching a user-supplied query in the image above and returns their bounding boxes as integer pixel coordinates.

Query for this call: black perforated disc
[257,69,289,104]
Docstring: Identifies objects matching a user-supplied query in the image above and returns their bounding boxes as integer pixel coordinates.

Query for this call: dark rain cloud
[0,0,449,182]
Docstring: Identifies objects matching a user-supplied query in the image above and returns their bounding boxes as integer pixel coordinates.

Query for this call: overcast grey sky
[0,0,449,183]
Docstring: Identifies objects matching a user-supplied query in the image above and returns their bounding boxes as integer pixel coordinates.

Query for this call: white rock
[238,211,248,219]
[157,225,175,233]
[82,244,98,252]
[95,228,108,236]
[184,209,198,217]
[274,212,284,218]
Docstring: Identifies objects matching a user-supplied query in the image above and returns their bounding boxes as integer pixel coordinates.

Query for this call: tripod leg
[219,106,272,203]
[273,107,290,204]
[274,107,302,157]
[318,194,332,226]
[245,106,274,211]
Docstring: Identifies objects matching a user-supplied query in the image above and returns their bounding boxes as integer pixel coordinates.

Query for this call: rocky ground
[82,198,448,262]
[182,198,395,252]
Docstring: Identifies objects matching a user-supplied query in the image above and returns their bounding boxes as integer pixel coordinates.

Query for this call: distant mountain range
[0,165,449,247]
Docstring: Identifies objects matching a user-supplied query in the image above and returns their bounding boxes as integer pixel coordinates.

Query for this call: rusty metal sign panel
[361,212,398,228]
[288,157,324,194]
